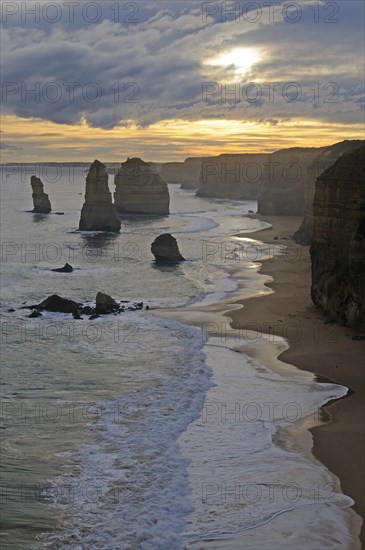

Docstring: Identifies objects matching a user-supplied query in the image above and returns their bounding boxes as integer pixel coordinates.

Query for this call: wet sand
[229,215,365,547]
[156,213,364,547]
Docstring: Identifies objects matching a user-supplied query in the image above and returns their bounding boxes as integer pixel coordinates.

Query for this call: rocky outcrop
[310,146,365,331]
[95,292,119,314]
[151,234,185,263]
[79,160,121,232]
[24,293,148,317]
[197,154,267,199]
[294,140,365,244]
[257,147,326,215]
[52,263,73,273]
[29,294,82,313]
[180,158,204,189]
[31,176,52,213]
[160,162,184,184]
[114,158,170,215]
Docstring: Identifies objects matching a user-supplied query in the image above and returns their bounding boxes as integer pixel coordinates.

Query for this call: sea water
[0,166,360,548]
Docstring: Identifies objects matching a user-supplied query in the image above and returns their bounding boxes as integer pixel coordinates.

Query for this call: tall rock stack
[31,176,52,213]
[294,140,365,244]
[257,147,324,216]
[310,146,365,331]
[114,158,170,215]
[79,160,121,232]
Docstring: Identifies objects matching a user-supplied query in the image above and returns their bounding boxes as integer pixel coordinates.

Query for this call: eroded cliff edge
[310,146,365,331]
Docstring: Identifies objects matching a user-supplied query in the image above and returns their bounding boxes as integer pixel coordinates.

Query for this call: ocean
[0,165,361,549]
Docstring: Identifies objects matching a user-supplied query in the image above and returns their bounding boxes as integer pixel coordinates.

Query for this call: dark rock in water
[29,310,42,318]
[30,294,82,313]
[145,305,150,310]
[31,176,52,213]
[52,263,73,273]
[248,210,254,213]
[151,233,185,263]
[114,157,170,214]
[73,309,83,320]
[79,160,121,232]
[81,306,94,315]
[95,292,119,314]
[7,308,15,313]
[54,212,65,215]
[89,314,100,320]
[310,146,365,331]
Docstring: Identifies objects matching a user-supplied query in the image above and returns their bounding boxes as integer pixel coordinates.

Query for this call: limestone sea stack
[310,146,365,331]
[31,176,52,213]
[294,140,365,244]
[151,234,185,263]
[114,158,170,215]
[79,160,121,231]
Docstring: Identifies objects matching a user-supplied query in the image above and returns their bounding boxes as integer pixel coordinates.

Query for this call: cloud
[0,0,363,130]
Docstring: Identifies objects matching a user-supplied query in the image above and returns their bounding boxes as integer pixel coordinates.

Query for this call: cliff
[31,176,52,213]
[160,158,203,189]
[196,154,267,199]
[114,158,170,215]
[294,140,365,244]
[310,146,365,331]
[257,147,324,215]
[79,160,121,232]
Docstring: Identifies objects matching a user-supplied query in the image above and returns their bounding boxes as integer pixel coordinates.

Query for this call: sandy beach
[156,213,364,548]
[229,215,365,546]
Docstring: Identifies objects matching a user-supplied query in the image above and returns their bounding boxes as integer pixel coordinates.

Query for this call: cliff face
[257,147,325,215]
[79,160,121,232]
[114,158,170,215]
[31,176,52,213]
[160,158,203,189]
[160,162,184,183]
[197,154,267,199]
[310,146,365,331]
[294,140,365,244]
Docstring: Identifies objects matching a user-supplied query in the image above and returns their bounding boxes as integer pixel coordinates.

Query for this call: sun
[205,47,261,77]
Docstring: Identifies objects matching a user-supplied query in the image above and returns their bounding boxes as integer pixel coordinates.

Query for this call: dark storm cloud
[1,0,363,128]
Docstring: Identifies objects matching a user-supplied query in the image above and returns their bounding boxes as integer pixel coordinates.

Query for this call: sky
[1,0,364,162]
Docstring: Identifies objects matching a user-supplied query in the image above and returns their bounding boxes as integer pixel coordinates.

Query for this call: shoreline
[228,214,365,546]
[156,212,364,547]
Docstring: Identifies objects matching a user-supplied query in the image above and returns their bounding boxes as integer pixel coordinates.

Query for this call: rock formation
[95,292,119,314]
[114,158,170,215]
[79,160,121,231]
[294,140,365,244]
[51,263,73,273]
[196,154,267,199]
[31,176,52,213]
[257,147,329,216]
[151,234,185,263]
[310,146,365,331]
[160,162,185,184]
[29,294,83,313]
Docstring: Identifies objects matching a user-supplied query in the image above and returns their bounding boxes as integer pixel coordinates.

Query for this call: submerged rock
[114,158,170,214]
[30,294,82,314]
[151,234,185,263]
[95,292,119,314]
[29,310,42,318]
[310,146,365,331]
[51,263,73,273]
[79,160,121,232]
[31,176,52,213]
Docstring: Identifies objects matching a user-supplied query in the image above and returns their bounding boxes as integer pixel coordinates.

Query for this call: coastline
[155,212,364,548]
[229,214,365,546]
